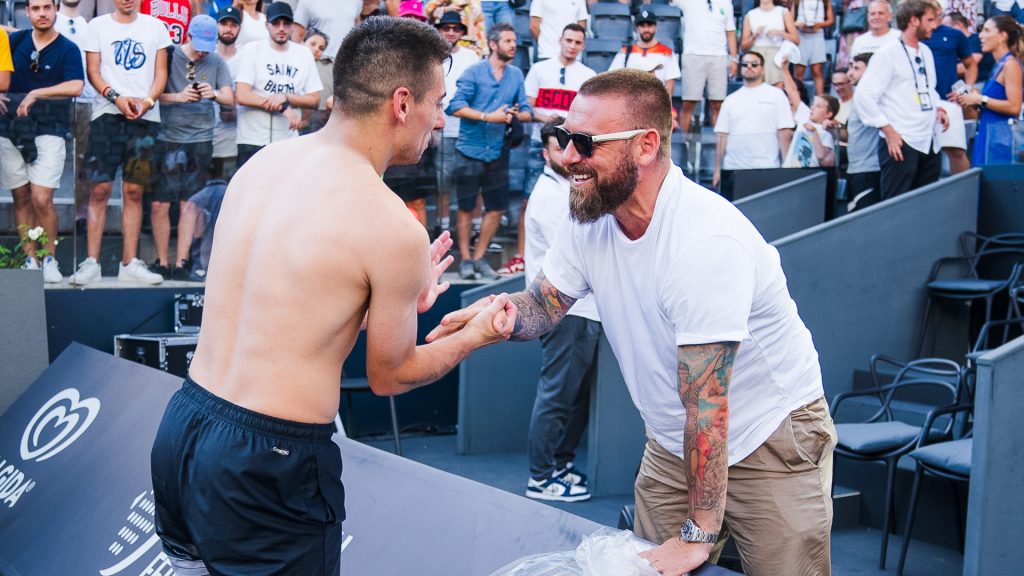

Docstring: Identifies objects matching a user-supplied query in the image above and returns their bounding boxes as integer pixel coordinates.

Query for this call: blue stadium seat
[590,3,633,41]
[583,38,626,73]
[645,4,683,53]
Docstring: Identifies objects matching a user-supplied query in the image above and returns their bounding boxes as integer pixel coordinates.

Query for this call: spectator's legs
[912,148,943,190]
[810,63,824,99]
[121,181,144,265]
[474,153,510,261]
[878,139,920,201]
[177,200,200,267]
[482,1,515,31]
[456,208,475,261]
[73,102,92,222]
[473,210,503,261]
[794,64,808,88]
[152,200,172,266]
[10,184,35,257]
[708,100,723,127]
[680,100,699,134]
[87,181,112,260]
[30,184,58,255]
[943,147,970,175]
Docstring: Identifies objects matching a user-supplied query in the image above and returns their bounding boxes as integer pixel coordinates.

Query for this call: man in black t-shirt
[1,0,85,283]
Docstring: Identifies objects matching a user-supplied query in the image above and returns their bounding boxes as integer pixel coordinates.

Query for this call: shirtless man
[150,18,515,575]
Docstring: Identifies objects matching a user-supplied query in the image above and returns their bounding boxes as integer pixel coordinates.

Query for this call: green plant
[0,225,57,269]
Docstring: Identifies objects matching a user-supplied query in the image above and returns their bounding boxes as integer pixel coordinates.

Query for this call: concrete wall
[965,335,1024,576]
[0,270,48,417]
[735,173,826,242]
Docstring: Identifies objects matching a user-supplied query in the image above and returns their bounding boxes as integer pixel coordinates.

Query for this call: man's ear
[636,129,662,167]
[392,87,413,123]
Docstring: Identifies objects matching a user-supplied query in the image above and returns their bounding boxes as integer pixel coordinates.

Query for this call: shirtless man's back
[150,18,513,575]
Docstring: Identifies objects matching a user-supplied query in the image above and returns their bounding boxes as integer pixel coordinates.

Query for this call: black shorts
[85,113,159,184]
[151,378,344,575]
[153,140,213,203]
[454,149,510,212]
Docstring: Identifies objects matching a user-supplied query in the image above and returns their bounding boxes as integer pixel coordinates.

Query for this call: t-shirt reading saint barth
[234,39,323,146]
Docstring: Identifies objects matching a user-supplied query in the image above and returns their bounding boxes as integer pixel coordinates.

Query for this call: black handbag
[841,6,867,33]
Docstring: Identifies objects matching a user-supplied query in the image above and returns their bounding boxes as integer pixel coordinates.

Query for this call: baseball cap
[435,10,467,31]
[266,2,294,23]
[398,0,427,21]
[189,14,218,52]
[216,5,241,24]
[635,10,656,25]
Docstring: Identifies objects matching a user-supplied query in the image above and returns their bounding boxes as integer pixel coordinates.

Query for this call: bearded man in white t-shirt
[430,69,836,576]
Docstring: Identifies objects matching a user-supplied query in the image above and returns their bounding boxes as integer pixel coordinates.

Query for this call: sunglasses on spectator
[707,0,714,11]
[554,126,649,157]
[559,66,566,85]
[914,55,925,76]
[438,25,463,33]
[740,61,762,68]
[30,50,40,73]
[186,61,197,82]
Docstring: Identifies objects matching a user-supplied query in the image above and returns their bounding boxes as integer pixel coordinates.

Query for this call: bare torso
[188,133,428,423]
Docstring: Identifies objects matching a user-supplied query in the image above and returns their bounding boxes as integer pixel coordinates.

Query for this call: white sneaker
[118,258,164,285]
[42,256,63,283]
[70,257,101,285]
[21,256,40,270]
[525,475,592,502]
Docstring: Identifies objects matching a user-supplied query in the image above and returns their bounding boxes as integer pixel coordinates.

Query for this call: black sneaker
[151,262,172,278]
[171,260,192,281]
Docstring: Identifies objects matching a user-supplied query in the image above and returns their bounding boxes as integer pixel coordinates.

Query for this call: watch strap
[680,518,719,544]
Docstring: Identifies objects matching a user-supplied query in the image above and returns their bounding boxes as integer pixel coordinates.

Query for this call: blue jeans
[482,1,515,31]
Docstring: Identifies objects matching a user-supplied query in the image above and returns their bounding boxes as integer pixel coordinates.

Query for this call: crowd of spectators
[2,0,1023,284]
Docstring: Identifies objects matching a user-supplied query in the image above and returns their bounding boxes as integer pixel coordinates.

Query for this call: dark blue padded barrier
[965,335,1024,576]
[0,270,48,417]
[735,172,827,242]
[773,169,981,398]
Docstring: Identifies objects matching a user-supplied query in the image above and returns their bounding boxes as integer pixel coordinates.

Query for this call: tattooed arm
[507,272,578,341]
[639,341,738,576]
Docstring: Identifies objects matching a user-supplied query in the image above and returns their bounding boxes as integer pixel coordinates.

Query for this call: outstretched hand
[426,293,515,342]
[464,293,517,345]
[417,231,455,314]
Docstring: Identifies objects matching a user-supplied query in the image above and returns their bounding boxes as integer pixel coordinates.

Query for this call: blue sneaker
[556,462,588,487]
[526,474,591,502]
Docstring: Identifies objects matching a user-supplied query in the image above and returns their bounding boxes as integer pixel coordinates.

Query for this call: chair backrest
[583,38,626,73]
[959,231,1024,279]
[646,4,683,49]
[869,356,962,427]
[591,3,634,41]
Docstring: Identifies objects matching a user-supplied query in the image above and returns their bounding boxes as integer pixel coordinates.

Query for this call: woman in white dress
[234,0,269,47]
[741,0,799,86]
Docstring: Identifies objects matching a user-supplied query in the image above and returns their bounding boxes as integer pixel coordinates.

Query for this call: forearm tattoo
[679,342,738,521]
[508,273,576,341]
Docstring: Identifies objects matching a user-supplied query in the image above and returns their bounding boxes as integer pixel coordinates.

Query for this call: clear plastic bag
[489,527,660,576]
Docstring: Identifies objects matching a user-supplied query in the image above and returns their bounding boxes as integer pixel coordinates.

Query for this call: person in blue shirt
[923,21,976,174]
[447,22,531,280]
[2,0,85,284]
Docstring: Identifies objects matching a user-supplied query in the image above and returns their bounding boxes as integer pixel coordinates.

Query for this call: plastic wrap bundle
[489,527,662,576]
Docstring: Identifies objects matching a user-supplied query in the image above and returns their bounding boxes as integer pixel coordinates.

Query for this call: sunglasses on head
[554,126,649,157]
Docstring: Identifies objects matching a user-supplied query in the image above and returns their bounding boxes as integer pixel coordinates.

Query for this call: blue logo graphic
[112,39,147,71]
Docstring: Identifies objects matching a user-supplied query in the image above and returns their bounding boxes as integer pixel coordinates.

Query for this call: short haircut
[852,51,873,66]
[577,69,672,156]
[742,50,765,66]
[305,27,329,45]
[817,94,840,118]
[896,0,940,31]
[562,23,586,38]
[540,117,565,147]
[944,11,970,29]
[487,22,515,46]
[833,67,849,75]
[333,17,451,118]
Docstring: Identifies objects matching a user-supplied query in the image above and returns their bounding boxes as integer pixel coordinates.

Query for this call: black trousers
[846,170,881,212]
[878,138,942,201]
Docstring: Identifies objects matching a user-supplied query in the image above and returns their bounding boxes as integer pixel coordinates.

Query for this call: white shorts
[797,30,827,65]
[0,134,67,190]
[936,100,967,150]
[682,54,729,101]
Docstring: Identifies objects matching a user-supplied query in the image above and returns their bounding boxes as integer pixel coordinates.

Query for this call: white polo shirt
[529,0,589,60]
[850,28,900,57]
[675,0,736,56]
[524,57,596,139]
[714,82,796,169]
[542,165,824,464]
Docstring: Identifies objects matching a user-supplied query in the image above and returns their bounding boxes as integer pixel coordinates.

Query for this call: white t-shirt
[524,166,599,322]
[746,5,787,48]
[213,50,241,154]
[850,28,900,57]
[442,47,482,138]
[56,13,98,100]
[294,0,361,60]
[714,83,796,169]
[524,57,596,139]
[795,0,827,25]
[675,0,736,56]
[608,43,682,85]
[529,0,589,60]
[543,166,823,463]
[235,40,324,146]
[236,10,269,48]
[84,13,172,121]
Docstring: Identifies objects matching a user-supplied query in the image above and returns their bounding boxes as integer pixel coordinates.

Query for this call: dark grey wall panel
[978,165,1024,237]
[773,170,981,398]
[0,270,48,417]
[735,173,827,242]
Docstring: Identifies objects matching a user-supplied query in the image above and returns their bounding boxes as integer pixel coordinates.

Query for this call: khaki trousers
[634,397,837,576]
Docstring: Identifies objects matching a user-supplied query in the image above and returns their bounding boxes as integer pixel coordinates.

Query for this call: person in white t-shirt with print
[713,51,795,194]
[430,69,836,576]
[72,0,170,286]
[529,0,588,61]
[850,0,900,57]
[233,2,322,167]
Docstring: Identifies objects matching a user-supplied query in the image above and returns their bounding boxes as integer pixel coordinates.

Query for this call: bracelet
[104,88,120,104]
[480,111,487,122]
[143,97,155,108]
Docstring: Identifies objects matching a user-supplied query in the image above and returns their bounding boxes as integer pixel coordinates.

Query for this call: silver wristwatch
[680,518,719,544]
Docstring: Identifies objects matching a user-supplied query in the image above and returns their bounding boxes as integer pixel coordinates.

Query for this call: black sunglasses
[554,126,648,157]
[186,61,197,82]
[740,61,762,68]
[559,66,566,85]
[707,0,714,11]
[30,50,40,73]
[914,55,925,76]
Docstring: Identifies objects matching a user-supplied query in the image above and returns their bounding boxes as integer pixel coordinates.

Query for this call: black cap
[216,5,241,24]
[635,10,656,25]
[435,10,467,31]
[266,2,294,23]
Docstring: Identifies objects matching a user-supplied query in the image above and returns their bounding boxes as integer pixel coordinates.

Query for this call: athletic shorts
[454,149,510,212]
[797,30,827,65]
[151,377,345,575]
[0,134,66,190]
[86,113,159,184]
[153,140,213,203]
[936,100,967,150]
[682,54,729,101]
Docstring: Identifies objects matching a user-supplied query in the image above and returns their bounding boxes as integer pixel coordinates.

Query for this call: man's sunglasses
[740,61,762,68]
[30,50,40,73]
[554,126,648,157]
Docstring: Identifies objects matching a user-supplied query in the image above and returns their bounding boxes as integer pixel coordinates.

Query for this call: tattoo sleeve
[679,342,738,530]
[507,272,577,341]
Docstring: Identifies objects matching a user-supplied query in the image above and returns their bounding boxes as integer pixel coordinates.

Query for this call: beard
[549,159,571,180]
[219,33,238,46]
[568,156,638,223]
[639,32,655,43]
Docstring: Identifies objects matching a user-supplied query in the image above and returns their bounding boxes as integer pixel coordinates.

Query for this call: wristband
[480,111,487,122]
[143,97,155,108]
[104,88,121,104]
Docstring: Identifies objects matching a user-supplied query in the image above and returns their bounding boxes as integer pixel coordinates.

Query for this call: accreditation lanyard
[900,39,933,111]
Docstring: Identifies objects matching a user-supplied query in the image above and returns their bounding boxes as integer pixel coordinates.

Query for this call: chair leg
[952,482,965,554]
[917,295,936,358]
[880,458,898,569]
[389,396,403,456]
[897,466,926,575]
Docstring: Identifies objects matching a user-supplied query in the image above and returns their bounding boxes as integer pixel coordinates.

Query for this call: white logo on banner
[99,491,171,576]
[20,388,101,463]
